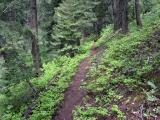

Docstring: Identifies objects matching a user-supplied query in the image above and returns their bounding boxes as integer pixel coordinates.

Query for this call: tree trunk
[135,0,142,27]
[112,0,129,33]
[28,0,42,75]
[121,0,129,33]
[112,0,122,31]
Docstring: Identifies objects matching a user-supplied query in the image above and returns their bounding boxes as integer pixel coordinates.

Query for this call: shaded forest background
[0,0,154,86]
[0,0,160,119]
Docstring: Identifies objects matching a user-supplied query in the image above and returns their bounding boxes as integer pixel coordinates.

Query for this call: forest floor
[52,29,160,120]
[104,30,160,120]
[72,28,160,120]
[52,43,105,120]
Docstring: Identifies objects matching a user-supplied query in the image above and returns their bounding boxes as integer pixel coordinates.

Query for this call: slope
[73,6,160,120]
[53,44,104,120]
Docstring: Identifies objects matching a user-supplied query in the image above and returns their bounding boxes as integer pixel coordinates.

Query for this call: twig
[108,29,122,40]
[27,80,38,95]
[101,29,122,45]
[140,102,145,120]
[0,0,16,16]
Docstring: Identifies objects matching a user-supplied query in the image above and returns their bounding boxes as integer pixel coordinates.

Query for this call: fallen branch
[140,102,145,120]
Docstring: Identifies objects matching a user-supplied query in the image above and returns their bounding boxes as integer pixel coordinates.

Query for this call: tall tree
[37,0,62,52]
[93,0,113,35]
[135,0,142,27]
[0,35,6,86]
[112,0,129,33]
[52,0,98,56]
[28,0,42,75]
[0,0,34,85]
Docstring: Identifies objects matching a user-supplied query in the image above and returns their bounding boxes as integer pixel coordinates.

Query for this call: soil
[52,43,103,120]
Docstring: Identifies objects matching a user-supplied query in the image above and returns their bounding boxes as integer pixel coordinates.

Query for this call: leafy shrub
[73,106,109,120]
[112,105,125,120]
[74,5,160,119]
[1,38,93,120]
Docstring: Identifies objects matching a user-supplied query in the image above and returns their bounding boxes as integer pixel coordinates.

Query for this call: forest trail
[52,43,103,120]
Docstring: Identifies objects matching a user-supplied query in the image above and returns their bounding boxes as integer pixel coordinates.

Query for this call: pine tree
[52,0,98,56]
[28,0,42,75]
[0,0,33,85]
[93,0,113,35]
[37,0,62,51]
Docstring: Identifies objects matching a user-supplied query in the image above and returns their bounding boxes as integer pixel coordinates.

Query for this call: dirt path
[52,44,103,120]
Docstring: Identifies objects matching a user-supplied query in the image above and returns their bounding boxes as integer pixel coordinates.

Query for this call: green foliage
[128,0,156,21]
[128,0,135,21]
[97,25,113,47]
[142,0,153,13]
[73,106,109,120]
[37,0,62,28]
[1,1,160,120]
[0,57,6,86]
[77,41,93,54]
[145,81,158,102]
[29,54,87,120]
[0,94,7,116]
[112,105,125,120]
[1,39,93,120]
[7,82,31,107]
[85,75,110,92]
[100,9,160,87]
[0,21,33,86]
[52,0,98,55]
[95,89,122,107]
[74,4,160,119]
[0,0,27,22]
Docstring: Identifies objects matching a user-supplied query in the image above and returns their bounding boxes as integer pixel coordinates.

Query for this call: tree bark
[112,0,121,31]
[112,0,129,33]
[121,0,129,33]
[28,0,42,75]
[135,0,142,27]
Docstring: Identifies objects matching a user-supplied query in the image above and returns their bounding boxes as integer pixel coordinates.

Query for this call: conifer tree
[28,0,42,75]
[93,0,113,35]
[52,0,98,56]
[112,0,129,33]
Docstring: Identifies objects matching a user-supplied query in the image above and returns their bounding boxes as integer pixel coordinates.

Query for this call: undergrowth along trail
[52,44,104,120]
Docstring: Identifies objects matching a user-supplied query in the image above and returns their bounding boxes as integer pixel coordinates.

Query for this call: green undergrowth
[73,106,109,120]
[74,6,160,120]
[0,40,94,120]
[28,55,86,120]
[86,7,160,92]
[111,105,126,120]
